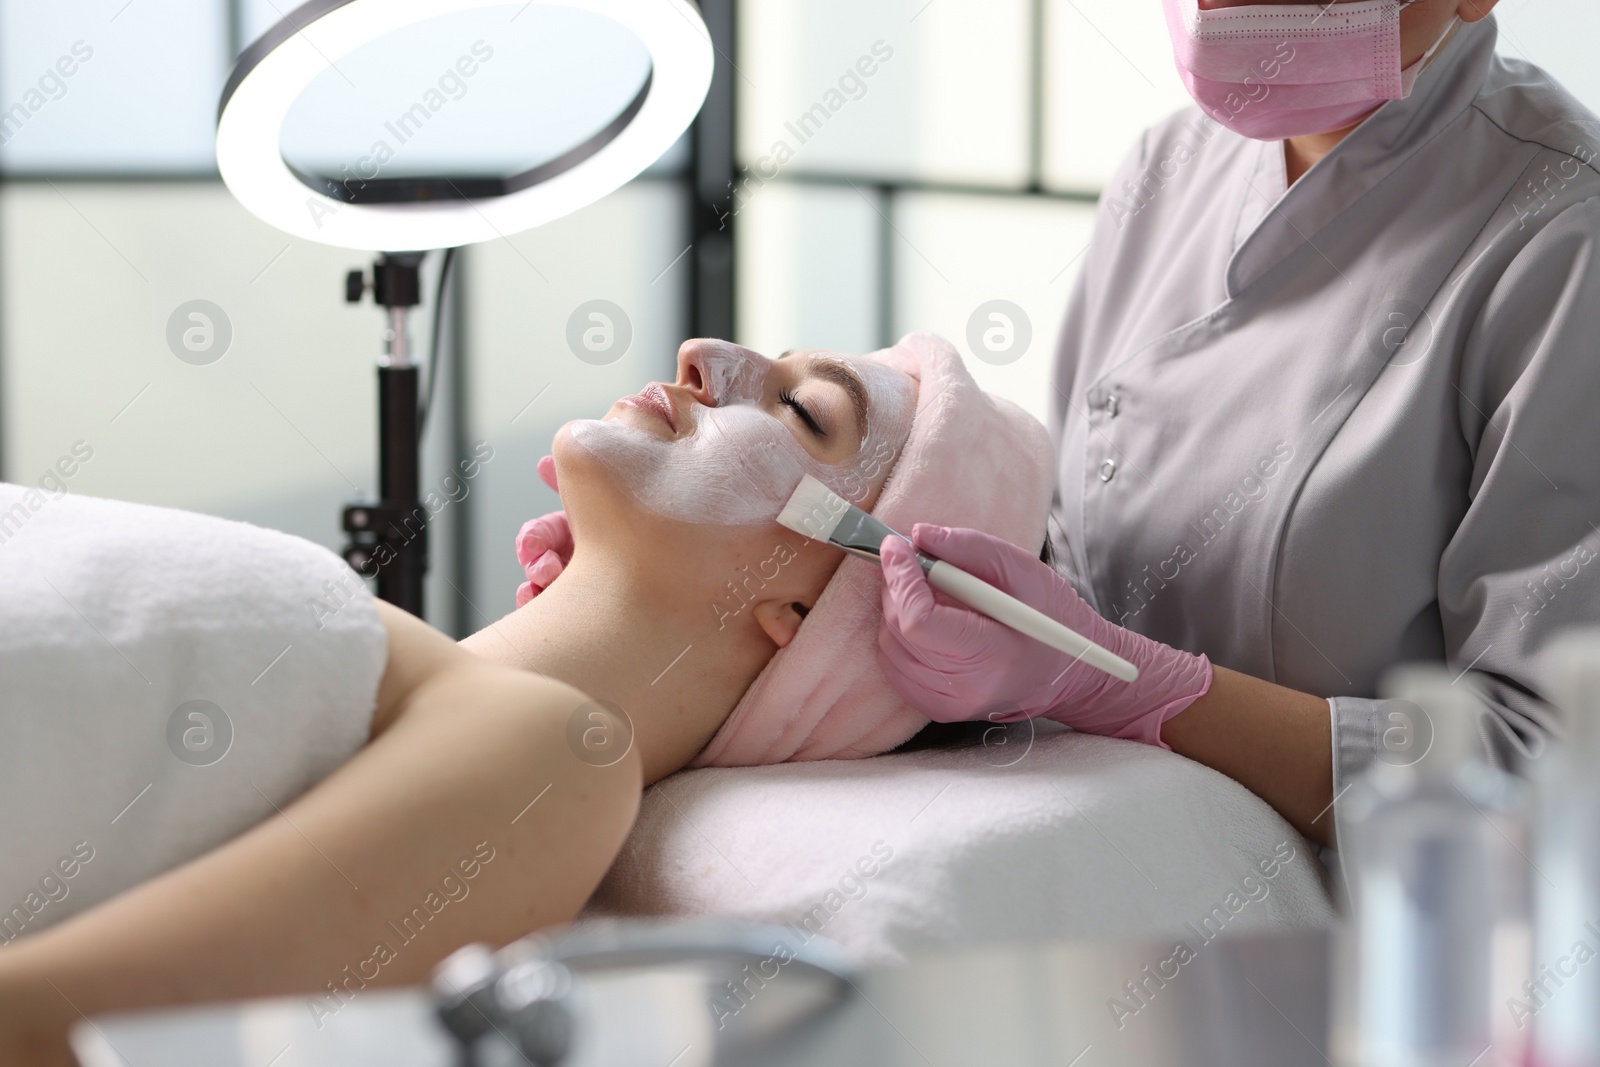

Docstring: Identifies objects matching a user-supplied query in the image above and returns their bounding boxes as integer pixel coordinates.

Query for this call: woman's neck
[1282,130,1348,186]
[1283,17,1463,185]
[459,544,772,785]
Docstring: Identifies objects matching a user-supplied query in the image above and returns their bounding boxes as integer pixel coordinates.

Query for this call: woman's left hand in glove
[513,456,573,609]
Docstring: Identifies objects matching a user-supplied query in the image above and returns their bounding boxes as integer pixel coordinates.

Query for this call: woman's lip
[620,384,677,432]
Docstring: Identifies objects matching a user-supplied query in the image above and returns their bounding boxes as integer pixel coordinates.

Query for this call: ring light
[217,0,713,251]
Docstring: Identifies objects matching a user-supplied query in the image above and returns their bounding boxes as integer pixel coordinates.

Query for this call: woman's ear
[752,598,811,648]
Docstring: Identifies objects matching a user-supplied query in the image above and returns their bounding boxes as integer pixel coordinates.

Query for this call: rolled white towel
[0,483,387,943]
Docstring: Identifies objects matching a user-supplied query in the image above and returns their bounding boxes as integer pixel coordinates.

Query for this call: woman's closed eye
[780,388,827,438]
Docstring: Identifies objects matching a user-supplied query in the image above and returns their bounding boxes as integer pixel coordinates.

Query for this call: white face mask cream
[566,342,916,527]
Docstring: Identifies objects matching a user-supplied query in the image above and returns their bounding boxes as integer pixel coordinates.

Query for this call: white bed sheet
[583,723,1338,965]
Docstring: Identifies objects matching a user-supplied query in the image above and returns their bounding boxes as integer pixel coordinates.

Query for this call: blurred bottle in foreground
[1530,628,1600,1067]
[1331,665,1531,1067]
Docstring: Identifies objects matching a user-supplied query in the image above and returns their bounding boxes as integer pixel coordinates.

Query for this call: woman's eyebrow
[805,359,869,441]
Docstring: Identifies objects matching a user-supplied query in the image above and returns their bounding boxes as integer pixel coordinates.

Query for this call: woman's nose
[676,339,766,406]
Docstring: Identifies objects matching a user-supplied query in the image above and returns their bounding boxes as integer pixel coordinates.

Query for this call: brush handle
[925,560,1140,684]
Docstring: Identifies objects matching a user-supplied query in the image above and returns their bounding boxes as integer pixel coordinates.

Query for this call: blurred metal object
[433,940,576,1067]
[432,943,505,1053]
[495,957,575,1064]
[429,918,856,1067]
[71,924,1335,1067]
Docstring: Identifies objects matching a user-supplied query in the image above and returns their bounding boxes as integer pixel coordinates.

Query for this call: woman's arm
[1159,667,1334,847]
[0,601,641,1065]
[879,527,1337,847]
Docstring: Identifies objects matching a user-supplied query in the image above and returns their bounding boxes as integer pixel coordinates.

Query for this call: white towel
[0,484,387,943]
[584,724,1338,964]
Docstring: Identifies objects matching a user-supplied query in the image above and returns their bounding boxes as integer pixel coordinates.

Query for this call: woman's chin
[550,420,582,457]
[552,421,623,475]
[550,424,659,535]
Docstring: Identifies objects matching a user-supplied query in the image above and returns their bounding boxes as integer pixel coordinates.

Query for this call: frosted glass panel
[643,129,690,176]
[1494,1,1600,114]
[0,184,487,632]
[463,181,688,624]
[891,192,1097,426]
[239,0,289,53]
[0,0,227,173]
[0,183,381,516]
[1041,0,1191,194]
[736,181,882,359]
[737,0,1031,187]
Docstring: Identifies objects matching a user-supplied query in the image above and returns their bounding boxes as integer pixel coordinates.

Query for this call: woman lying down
[0,331,1176,1062]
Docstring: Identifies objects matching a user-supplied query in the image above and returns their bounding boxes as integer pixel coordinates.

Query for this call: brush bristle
[776,475,852,542]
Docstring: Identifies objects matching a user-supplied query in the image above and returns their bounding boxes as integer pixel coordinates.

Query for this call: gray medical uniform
[1049,14,1600,840]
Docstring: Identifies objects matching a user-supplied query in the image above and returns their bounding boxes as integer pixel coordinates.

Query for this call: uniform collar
[1224,14,1500,297]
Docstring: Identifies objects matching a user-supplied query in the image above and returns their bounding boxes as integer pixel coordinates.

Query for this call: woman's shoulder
[1474,51,1600,173]
[375,599,595,741]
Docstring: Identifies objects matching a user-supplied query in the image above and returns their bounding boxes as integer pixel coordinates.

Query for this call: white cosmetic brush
[777,475,1139,684]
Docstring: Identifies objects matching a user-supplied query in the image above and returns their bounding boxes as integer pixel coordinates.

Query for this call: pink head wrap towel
[690,331,1055,768]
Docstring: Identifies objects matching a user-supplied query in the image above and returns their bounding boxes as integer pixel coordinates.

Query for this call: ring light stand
[341,251,428,613]
[216,0,712,615]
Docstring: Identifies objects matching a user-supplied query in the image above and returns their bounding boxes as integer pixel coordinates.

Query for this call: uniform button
[1098,459,1117,483]
[1105,394,1119,417]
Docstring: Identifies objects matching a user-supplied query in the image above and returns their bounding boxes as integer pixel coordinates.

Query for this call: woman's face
[559,339,917,529]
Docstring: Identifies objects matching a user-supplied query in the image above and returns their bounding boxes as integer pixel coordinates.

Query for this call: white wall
[1041,0,1192,193]
[735,180,884,358]
[0,182,381,518]
[0,0,227,172]
[737,0,1034,186]
[0,182,477,628]
[891,193,1096,427]
[1495,0,1600,111]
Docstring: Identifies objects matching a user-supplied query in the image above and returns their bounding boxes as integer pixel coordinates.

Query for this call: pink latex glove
[876,524,1213,749]
[514,455,572,608]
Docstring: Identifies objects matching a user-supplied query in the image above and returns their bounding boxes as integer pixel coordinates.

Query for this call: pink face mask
[1159,0,1458,141]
